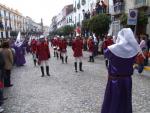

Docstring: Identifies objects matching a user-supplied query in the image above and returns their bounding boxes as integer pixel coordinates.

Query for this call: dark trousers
[0,89,3,106]
[4,70,11,87]
[138,63,144,74]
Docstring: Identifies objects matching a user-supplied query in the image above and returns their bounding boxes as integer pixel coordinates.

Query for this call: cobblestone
[2,47,150,113]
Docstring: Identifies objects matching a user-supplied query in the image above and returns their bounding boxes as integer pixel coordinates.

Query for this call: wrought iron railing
[113,2,125,15]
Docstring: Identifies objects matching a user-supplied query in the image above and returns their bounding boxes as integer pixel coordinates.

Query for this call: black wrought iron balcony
[77,3,81,9]
[0,22,4,30]
[135,0,149,8]
[113,2,125,15]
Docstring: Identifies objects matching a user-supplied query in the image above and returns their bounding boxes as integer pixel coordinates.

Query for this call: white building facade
[109,0,150,36]
[66,12,74,26]
[0,3,42,39]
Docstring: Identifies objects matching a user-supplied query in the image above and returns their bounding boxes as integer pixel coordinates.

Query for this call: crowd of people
[82,1,107,21]
[0,28,149,112]
[0,32,27,112]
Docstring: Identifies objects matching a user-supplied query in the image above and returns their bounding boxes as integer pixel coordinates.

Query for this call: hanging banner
[127,9,138,25]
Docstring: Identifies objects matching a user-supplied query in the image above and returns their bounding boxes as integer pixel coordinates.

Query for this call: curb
[144,66,150,71]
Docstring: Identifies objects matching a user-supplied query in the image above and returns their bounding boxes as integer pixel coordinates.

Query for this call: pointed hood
[15,32,23,47]
[108,28,141,58]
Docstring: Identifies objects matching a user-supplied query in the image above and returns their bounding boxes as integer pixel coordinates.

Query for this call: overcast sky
[0,0,73,26]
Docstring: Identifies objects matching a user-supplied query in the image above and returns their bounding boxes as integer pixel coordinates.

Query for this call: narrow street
[3,47,150,113]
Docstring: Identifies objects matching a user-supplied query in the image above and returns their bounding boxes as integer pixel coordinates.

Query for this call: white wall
[125,0,134,13]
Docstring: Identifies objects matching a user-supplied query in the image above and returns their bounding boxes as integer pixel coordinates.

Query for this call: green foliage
[88,14,111,36]
[120,13,127,26]
[138,11,148,25]
[120,12,148,26]
[50,25,75,36]
[62,25,75,36]
[82,19,90,31]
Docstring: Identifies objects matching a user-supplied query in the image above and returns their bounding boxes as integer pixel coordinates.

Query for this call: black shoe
[65,56,68,64]
[75,70,78,73]
[79,62,84,72]
[41,75,44,77]
[46,66,50,76]
[2,97,8,101]
[34,60,36,66]
[56,53,59,59]
[41,66,45,77]
[74,62,77,72]
[62,57,64,64]
[88,56,92,62]
[92,56,94,62]
[5,84,13,87]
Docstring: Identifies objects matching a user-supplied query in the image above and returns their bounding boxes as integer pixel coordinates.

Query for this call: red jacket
[56,39,61,51]
[31,39,37,53]
[102,38,113,50]
[88,39,94,52]
[60,39,67,52]
[52,39,57,47]
[72,39,83,57]
[36,41,50,61]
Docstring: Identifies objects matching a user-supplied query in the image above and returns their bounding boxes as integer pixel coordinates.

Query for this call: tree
[88,14,111,36]
[137,11,148,34]
[49,25,75,37]
[120,13,128,26]
[82,19,90,31]
[62,25,75,36]
[138,11,148,26]
[120,11,148,34]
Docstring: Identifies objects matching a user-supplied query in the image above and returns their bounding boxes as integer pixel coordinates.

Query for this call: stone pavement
[2,47,150,113]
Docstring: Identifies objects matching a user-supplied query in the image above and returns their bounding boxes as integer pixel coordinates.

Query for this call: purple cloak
[101,49,136,113]
[14,44,26,66]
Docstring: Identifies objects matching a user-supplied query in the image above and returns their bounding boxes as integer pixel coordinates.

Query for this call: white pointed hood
[108,28,141,58]
[15,32,23,47]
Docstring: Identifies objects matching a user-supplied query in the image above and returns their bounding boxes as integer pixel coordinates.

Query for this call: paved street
[2,47,150,113]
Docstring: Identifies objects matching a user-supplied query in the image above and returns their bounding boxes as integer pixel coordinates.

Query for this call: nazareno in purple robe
[101,49,136,113]
[14,44,26,66]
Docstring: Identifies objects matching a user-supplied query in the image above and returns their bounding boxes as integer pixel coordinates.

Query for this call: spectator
[136,35,147,73]
[96,1,103,14]
[101,1,107,13]
[0,45,5,112]
[2,41,13,87]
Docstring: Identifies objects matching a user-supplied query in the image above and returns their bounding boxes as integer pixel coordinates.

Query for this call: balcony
[113,2,125,15]
[0,22,4,30]
[135,0,149,8]
[77,3,81,9]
